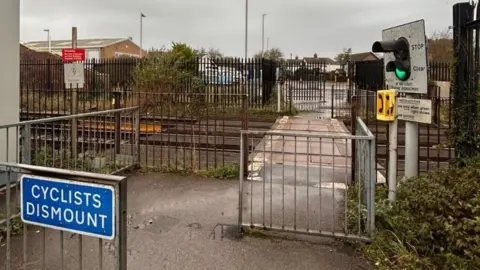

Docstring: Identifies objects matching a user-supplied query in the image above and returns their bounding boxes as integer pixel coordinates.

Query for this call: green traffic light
[395,68,408,81]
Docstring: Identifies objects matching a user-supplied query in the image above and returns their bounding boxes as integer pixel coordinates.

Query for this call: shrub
[352,158,480,269]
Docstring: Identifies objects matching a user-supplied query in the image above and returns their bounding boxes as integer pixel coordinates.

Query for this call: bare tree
[207,48,223,59]
[254,48,284,61]
[428,28,453,62]
[334,48,352,68]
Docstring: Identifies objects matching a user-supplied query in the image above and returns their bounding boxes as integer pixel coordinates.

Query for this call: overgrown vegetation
[138,164,240,180]
[349,159,480,269]
[0,215,24,240]
[33,147,129,174]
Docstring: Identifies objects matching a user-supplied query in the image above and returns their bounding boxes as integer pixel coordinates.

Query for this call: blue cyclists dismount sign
[20,174,115,240]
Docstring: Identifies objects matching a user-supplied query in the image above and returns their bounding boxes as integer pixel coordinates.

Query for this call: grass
[137,164,240,180]
[0,215,24,239]
[196,164,239,179]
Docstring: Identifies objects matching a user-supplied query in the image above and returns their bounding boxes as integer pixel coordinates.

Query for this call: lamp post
[140,13,146,57]
[262,14,267,56]
[245,1,248,59]
[43,29,51,53]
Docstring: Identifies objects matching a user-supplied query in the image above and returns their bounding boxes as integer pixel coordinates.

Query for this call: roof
[20,44,61,60]
[286,59,303,64]
[303,57,336,65]
[24,38,133,51]
[350,52,378,62]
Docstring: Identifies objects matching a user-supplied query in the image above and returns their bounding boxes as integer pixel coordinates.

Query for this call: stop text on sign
[20,175,115,240]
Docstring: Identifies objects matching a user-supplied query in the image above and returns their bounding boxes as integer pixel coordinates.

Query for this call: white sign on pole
[64,62,85,89]
[397,98,432,124]
[382,20,427,94]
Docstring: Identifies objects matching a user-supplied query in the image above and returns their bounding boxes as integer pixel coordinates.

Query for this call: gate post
[241,94,249,176]
[330,85,334,118]
[452,2,478,158]
[351,96,357,183]
[114,91,121,155]
[22,124,31,164]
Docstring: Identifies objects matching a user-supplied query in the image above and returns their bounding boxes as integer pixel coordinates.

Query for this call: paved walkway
[243,114,355,234]
[4,173,370,270]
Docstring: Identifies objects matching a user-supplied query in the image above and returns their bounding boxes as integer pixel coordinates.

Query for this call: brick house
[24,38,144,60]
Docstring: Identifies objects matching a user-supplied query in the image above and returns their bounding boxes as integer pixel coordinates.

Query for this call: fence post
[71,85,78,158]
[114,91,121,155]
[116,177,128,270]
[322,80,326,102]
[22,124,31,164]
[241,94,249,176]
[277,83,281,113]
[134,109,140,167]
[330,85,334,118]
[289,85,293,114]
[238,131,245,233]
[351,96,357,183]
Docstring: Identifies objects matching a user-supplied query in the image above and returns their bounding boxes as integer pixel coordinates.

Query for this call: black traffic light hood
[372,38,409,53]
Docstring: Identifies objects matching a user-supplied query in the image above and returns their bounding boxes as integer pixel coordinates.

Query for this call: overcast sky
[21,0,460,58]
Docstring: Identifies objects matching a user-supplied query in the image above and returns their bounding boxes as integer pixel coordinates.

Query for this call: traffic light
[372,38,411,81]
[376,89,396,121]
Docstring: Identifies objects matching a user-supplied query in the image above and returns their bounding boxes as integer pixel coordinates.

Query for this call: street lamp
[43,29,51,53]
[262,14,267,56]
[140,13,146,57]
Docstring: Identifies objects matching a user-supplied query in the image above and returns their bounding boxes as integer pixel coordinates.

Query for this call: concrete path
[243,115,355,235]
[288,81,350,118]
[2,173,370,270]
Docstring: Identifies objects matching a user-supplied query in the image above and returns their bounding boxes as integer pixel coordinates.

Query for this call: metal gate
[238,117,376,241]
[0,107,140,270]
[281,60,351,118]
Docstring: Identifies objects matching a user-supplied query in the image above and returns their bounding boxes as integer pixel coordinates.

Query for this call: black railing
[351,59,452,90]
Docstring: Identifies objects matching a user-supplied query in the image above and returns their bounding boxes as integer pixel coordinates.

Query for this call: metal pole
[114,92,121,155]
[245,0,248,59]
[262,14,266,56]
[44,29,51,53]
[388,116,398,202]
[277,83,281,112]
[71,27,78,158]
[403,94,418,180]
[238,131,245,233]
[140,13,143,57]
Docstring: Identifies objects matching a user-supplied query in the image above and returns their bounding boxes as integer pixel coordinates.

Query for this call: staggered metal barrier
[238,117,376,241]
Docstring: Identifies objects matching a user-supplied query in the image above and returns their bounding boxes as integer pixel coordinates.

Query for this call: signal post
[372,20,431,201]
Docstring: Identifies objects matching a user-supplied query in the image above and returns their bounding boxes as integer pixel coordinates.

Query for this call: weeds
[349,159,480,269]
[0,215,24,240]
[138,163,239,180]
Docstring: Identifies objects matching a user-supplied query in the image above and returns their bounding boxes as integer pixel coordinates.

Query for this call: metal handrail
[0,162,125,182]
[356,117,375,138]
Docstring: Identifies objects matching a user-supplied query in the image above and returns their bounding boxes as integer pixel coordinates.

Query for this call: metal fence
[0,108,139,269]
[20,84,293,172]
[16,107,140,173]
[238,118,376,241]
[0,163,127,270]
[0,107,138,269]
[20,57,272,106]
[347,88,453,181]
